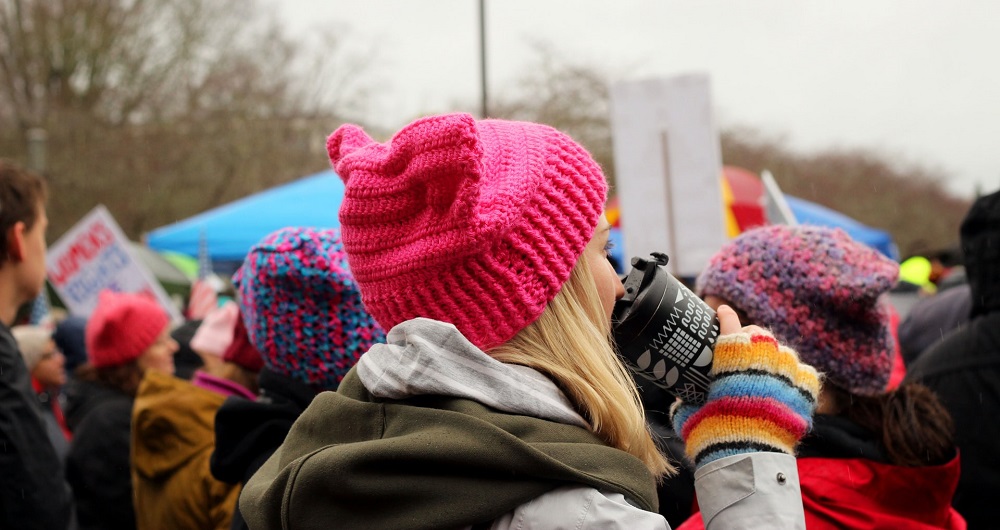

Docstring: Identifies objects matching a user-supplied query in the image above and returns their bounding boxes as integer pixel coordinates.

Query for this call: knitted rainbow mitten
[669,328,821,469]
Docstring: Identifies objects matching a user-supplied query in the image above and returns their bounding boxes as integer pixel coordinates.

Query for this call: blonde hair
[490,258,674,478]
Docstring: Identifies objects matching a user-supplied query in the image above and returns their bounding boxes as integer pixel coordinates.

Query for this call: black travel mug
[612,253,720,405]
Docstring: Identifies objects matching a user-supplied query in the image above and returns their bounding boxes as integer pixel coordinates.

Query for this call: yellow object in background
[720,175,741,238]
[899,256,937,294]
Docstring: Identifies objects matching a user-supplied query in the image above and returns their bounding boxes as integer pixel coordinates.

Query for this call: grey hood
[356,317,588,429]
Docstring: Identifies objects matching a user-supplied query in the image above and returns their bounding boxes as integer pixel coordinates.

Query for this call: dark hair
[74,361,145,398]
[725,298,955,466]
[220,362,260,395]
[827,383,955,467]
[0,160,48,266]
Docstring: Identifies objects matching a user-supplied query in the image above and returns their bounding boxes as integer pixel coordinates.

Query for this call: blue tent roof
[147,171,899,278]
[785,195,899,261]
[145,170,343,263]
[608,194,899,275]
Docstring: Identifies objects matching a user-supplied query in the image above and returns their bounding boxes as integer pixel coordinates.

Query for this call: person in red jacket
[680,225,965,530]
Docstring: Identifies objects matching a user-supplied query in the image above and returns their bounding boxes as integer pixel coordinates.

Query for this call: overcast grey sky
[278,1,999,199]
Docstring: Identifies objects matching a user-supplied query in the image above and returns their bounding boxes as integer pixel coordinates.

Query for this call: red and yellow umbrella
[721,166,767,237]
[607,166,766,238]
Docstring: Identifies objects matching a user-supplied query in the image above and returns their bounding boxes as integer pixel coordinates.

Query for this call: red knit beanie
[222,312,264,373]
[327,113,607,350]
[85,290,170,368]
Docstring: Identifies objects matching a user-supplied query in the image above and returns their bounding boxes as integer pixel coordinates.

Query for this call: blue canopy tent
[785,195,899,261]
[149,169,898,280]
[607,194,899,275]
[145,170,344,273]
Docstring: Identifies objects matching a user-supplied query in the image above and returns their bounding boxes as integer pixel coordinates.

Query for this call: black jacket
[210,368,317,530]
[33,385,71,463]
[0,323,73,530]
[636,376,696,528]
[899,284,972,365]
[906,311,1000,530]
[64,378,137,530]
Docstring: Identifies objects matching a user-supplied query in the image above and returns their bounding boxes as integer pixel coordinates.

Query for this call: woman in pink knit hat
[241,114,821,529]
[64,289,177,530]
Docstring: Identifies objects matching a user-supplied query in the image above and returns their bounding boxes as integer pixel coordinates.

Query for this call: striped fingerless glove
[669,328,821,469]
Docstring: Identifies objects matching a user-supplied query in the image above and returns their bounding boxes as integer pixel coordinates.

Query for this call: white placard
[610,74,727,278]
[46,205,181,321]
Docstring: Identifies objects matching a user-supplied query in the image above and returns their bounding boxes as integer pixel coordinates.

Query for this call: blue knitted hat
[234,227,385,391]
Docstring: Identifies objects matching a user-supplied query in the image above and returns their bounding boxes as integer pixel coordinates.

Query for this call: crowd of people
[1,112,997,529]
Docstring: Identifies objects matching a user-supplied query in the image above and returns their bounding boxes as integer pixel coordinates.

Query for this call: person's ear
[6,222,26,262]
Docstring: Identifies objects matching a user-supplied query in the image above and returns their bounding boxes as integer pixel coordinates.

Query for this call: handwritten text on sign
[46,206,180,320]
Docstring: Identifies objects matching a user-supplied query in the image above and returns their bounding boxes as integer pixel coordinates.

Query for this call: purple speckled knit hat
[234,227,385,391]
[696,225,899,396]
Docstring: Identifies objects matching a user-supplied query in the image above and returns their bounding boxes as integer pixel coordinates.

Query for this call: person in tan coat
[132,305,261,530]
[131,369,240,530]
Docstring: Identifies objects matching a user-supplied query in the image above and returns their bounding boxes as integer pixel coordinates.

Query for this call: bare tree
[721,128,970,257]
[490,45,969,257]
[1,0,219,130]
[489,42,621,186]
[0,0,380,239]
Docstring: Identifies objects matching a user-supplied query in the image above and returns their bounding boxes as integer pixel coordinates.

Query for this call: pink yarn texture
[327,113,608,350]
[86,290,169,368]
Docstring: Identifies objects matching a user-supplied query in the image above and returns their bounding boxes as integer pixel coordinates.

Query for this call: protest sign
[47,205,181,321]
[610,74,727,278]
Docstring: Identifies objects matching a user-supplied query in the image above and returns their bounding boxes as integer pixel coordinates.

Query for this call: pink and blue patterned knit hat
[696,225,899,396]
[234,227,385,391]
[327,113,607,350]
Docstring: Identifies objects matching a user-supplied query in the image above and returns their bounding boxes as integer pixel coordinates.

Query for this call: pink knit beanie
[85,290,170,368]
[190,300,239,357]
[327,113,608,350]
[696,225,899,396]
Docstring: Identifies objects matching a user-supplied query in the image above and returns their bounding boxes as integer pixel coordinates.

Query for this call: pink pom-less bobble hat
[327,113,609,350]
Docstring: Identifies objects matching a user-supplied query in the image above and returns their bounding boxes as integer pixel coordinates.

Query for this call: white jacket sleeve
[692,452,805,529]
[490,485,670,529]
